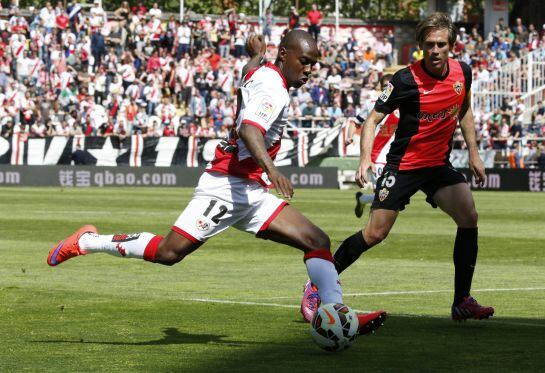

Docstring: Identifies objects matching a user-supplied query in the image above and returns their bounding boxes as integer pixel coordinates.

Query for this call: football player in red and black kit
[302,13,494,321]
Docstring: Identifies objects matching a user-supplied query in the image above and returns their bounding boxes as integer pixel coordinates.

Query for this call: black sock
[453,227,478,305]
[333,231,370,274]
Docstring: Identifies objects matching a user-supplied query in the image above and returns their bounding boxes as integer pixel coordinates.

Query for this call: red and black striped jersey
[374,58,471,171]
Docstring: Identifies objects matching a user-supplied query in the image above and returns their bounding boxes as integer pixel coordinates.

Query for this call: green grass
[1,187,544,372]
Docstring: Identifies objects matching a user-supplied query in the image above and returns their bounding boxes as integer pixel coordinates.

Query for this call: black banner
[459,168,545,192]
[0,166,339,188]
[0,129,342,168]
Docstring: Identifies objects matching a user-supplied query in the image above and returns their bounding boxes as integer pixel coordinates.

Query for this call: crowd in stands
[446,16,545,166]
[0,1,394,141]
[0,2,543,167]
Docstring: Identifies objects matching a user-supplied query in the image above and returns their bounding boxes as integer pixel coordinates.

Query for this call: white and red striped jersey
[356,93,399,166]
[217,70,233,93]
[207,62,289,187]
[120,63,135,82]
[371,109,399,165]
[176,65,193,87]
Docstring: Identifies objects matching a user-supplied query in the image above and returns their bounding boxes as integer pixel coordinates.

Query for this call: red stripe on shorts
[257,201,288,234]
[171,226,201,244]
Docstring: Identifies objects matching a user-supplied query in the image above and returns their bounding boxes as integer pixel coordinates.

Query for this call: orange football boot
[47,225,98,266]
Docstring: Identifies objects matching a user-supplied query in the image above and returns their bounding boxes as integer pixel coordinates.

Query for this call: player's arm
[355,109,386,187]
[459,90,486,185]
[345,119,357,145]
[238,124,293,199]
[241,34,266,78]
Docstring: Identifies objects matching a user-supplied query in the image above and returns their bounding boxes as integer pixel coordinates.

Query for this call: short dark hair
[415,12,457,47]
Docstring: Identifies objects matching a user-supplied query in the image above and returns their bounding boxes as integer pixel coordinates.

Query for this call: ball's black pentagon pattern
[326,329,340,341]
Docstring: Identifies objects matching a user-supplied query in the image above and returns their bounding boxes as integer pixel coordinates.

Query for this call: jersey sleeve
[238,77,286,135]
[374,68,412,115]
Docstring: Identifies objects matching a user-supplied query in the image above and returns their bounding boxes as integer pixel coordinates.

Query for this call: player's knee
[302,229,331,251]
[155,243,187,266]
[459,208,478,227]
[365,227,389,246]
[316,232,331,250]
[469,209,478,225]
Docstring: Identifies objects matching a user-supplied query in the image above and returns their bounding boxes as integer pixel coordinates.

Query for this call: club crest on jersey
[453,81,463,95]
[196,218,210,231]
[379,82,394,102]
[255,97,275,122]
[378,188,389,202]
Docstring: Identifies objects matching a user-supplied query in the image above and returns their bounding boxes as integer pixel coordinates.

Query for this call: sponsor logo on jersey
[378,187,389,202]
[196,218,210,231]
[453,81,463,95]
[378,82,394,102]
[417,104,461,122]
[112,233,141,242]
[255,97,275,121]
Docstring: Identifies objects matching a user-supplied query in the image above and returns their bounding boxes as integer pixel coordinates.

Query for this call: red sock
[143,235,163,262]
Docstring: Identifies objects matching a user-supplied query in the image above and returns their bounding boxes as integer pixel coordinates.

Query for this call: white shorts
[172,172,287,242]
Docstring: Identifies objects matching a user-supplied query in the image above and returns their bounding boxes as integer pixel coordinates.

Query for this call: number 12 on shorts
[203,199,228,224]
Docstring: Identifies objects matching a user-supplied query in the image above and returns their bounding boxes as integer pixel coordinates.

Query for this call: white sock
[305,258,343,304]
[79,232,156,258]
[359,194,374,204]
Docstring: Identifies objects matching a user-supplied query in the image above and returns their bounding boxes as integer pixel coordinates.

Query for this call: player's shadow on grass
[34,327,247,347]
[181,315,545,372]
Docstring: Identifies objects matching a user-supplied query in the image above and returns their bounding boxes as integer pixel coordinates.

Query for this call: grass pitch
[1,187,544,372]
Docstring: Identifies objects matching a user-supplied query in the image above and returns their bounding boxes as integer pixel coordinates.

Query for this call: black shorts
[371,166,467,211]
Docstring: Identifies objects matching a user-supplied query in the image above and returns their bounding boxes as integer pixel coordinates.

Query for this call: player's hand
[246,34,266,58]
[344,137,354,146]
[469,154,487,186]
[268,169,294,200]
[355,159,375,188]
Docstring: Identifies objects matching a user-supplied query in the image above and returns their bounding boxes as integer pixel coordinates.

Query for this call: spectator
[307,4,322,41]
[508,141,524,168]
[262,7,274,43]
[302,101,316,128]
[327,102,343,125]
[148,2,162,19]
[289,7,300,30]
[91,29,106,72]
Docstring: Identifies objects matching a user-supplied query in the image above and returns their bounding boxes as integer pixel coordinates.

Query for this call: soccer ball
[310,303,359,352]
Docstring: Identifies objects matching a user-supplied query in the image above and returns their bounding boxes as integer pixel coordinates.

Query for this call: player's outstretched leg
[263,205,387,335]
[300,209,398,335]
[259,205,342,317]
[48,226,200,266]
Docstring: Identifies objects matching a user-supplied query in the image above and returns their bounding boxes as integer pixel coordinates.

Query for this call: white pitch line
[252,287,545,300]
[180,298,299,309]
[346,286,545,297]
[180,297,371,314]
[179,297,545,328]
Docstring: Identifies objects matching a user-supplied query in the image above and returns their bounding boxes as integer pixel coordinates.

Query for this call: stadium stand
[0,3,543,167]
